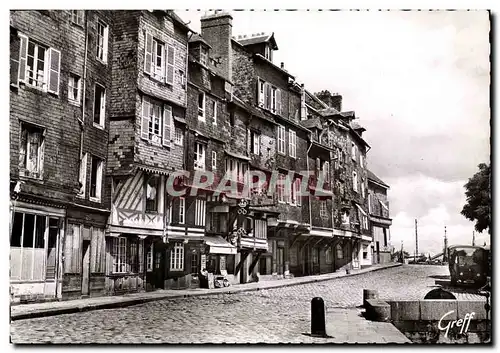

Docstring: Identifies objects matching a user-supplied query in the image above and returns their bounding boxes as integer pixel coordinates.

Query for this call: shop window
[325,248,333,264]
[10,212,50,281]
[111,237,128,273]
[170,243,184,271]
[312,247,319,264]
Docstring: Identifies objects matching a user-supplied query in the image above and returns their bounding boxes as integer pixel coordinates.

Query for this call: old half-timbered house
[106,10,190,293]
[9,10,114,303]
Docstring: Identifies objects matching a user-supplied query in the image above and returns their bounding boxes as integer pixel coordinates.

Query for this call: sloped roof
[234,32,278,50]
[350,120,366,132]
[367,170,390,188]
[318,107,340,117]
[188,33,212,49]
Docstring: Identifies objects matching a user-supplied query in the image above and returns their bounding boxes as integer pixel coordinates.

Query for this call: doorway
[151,243,165,289]
[81,240,90,296]
[277,247,284,275]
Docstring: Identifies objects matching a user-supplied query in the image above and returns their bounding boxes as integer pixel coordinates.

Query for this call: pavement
[10,264,484,344]
[10,262,401,321]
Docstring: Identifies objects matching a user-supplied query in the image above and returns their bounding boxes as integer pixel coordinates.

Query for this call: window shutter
[79,153,88,196]
[103,26,109,62]
[19,128,27,168]
[276,89,282,116]
[166,44,175,85]
[100,89,106,124]
[288,130,293,156]
[141,98,150,140]
[256,79,260,106]
[265,83,272,109]
[47,48,61,95]
[18,34,28,83]
[163,104,172,147]
[144,31,153,74]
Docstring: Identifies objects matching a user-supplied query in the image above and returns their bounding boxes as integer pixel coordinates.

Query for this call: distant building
[367,170,393,264]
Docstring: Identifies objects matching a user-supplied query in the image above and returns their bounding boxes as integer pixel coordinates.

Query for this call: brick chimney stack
[200,11,233,81]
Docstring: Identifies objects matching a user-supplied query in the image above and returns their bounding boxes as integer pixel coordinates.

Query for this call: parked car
[448,245,489,287]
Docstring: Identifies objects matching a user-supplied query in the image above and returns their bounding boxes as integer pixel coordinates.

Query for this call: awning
[205,236,237,255]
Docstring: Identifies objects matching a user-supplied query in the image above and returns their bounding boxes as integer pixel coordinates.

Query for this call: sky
[177,10,491,255]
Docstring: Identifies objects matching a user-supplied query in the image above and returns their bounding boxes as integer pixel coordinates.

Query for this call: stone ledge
[386,300,488,321]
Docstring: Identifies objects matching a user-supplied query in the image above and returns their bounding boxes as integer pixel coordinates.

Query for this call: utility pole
[443,226,448,262]
[415,219,418,263]
[472,231,475,246]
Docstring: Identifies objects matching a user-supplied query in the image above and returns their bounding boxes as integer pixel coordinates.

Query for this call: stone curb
[11,263,402,321]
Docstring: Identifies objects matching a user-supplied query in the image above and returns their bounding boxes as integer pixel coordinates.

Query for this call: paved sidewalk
[11,262,401,321]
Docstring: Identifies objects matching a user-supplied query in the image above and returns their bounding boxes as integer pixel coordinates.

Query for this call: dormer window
[264,44,272,61]
[200,46,208,66]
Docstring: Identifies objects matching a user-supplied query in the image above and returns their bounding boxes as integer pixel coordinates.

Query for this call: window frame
[288,130,297,158]
[212,151,217,170]
[194,142,206,170]
[170,243,184,271]
[320,200,328,218]
[96,20,109,64]
[251,131,260,155]
[178,197,185,224]
[93,83,106,129]
[89,155,103,202]
[336,244,344,259]
[174,127,184,146]
[212,100,217,126]
[71,10,84,26]
[68,73,81,106]
[19,122,45,180]
[145,174,160,213]
[198,92,205,121]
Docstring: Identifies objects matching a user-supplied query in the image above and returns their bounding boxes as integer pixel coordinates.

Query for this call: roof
[167,10,194,33]
[233,32,278,50]
[188,33,212,49]
[340,111,356,119]
[350,120,366,132]
[318,107,340,117]
[367,170,390,188]
[305,89,329,109]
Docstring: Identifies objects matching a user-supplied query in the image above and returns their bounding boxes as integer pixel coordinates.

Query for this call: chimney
[300,84,307,120]
[331,94,342,112]
[280,62,284,69]
[200,11,233,81]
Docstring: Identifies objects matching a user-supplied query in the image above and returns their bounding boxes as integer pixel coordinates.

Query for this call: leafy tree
[461,163,491,234]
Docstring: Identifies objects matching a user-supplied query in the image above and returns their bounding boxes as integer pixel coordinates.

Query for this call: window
[251,131,260,155]
[141,96,173,147]
[195,199,206,226]
[254,219,267,239]
[352,171,358,192]
[271,87,277,113]
[174,127,183,146]
[180,70,186,86]
[146,243,153,272]
[383,228,388,247]
[77,153,88,198]
[93,84,106,127]
[10,212,53,281]
[363,246,368,260]
[360,153,364,167]
[200,46,208,66]
[312,247,319,264]
[341,210,350,225]
[351,143,357,161]
[144,32,175,84]
[277,173,286,203]
[290,177,301,206]
[96,20,109,63]
[71,10,84,26]
[111,237,127,273]
[362,215,369,230]
[288,130,297,158]
[325,248,333,264]
[145,174,160,212]
[361,180,365,198]
[368,192,372,213]
[68,74,81,105]
[212,100,217,125]
[90,156,103,202]
[198,92,205,121]
[212,151,217,170]
[191,250,199,274]
[19,36,61,94]
[19,123,44,179]
[258,80,265,107]
[178,197,185,224]
[320,201,328,218]
[225,158,248,183]
[336,244,344,259]
[322,161,330,183]
[264,45,272,61]
[277,125,286,154]
[194,143,206,170]
[170,243,184,271]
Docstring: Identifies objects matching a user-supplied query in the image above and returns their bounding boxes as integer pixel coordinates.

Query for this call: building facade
[10,10,393,303]
[367,170,393,264]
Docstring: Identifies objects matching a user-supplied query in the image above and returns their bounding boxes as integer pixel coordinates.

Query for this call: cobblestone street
[10,265,483,344]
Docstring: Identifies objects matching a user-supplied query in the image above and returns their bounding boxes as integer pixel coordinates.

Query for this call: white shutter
[100,88,106,124]
[103,25,109,62]
[47,48,61,95]
[144,31,153,74]
[141,98,150,140]
[163,105,172,147]
[265,83,271,109]
[18,34,28,83]
[166,44,175,85]
[79,153,88,196]
[288,130,293,157]
[276,89,282,116]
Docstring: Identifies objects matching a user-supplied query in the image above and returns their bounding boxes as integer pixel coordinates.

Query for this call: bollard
[363,289,379,308]
[311,297,326,337]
